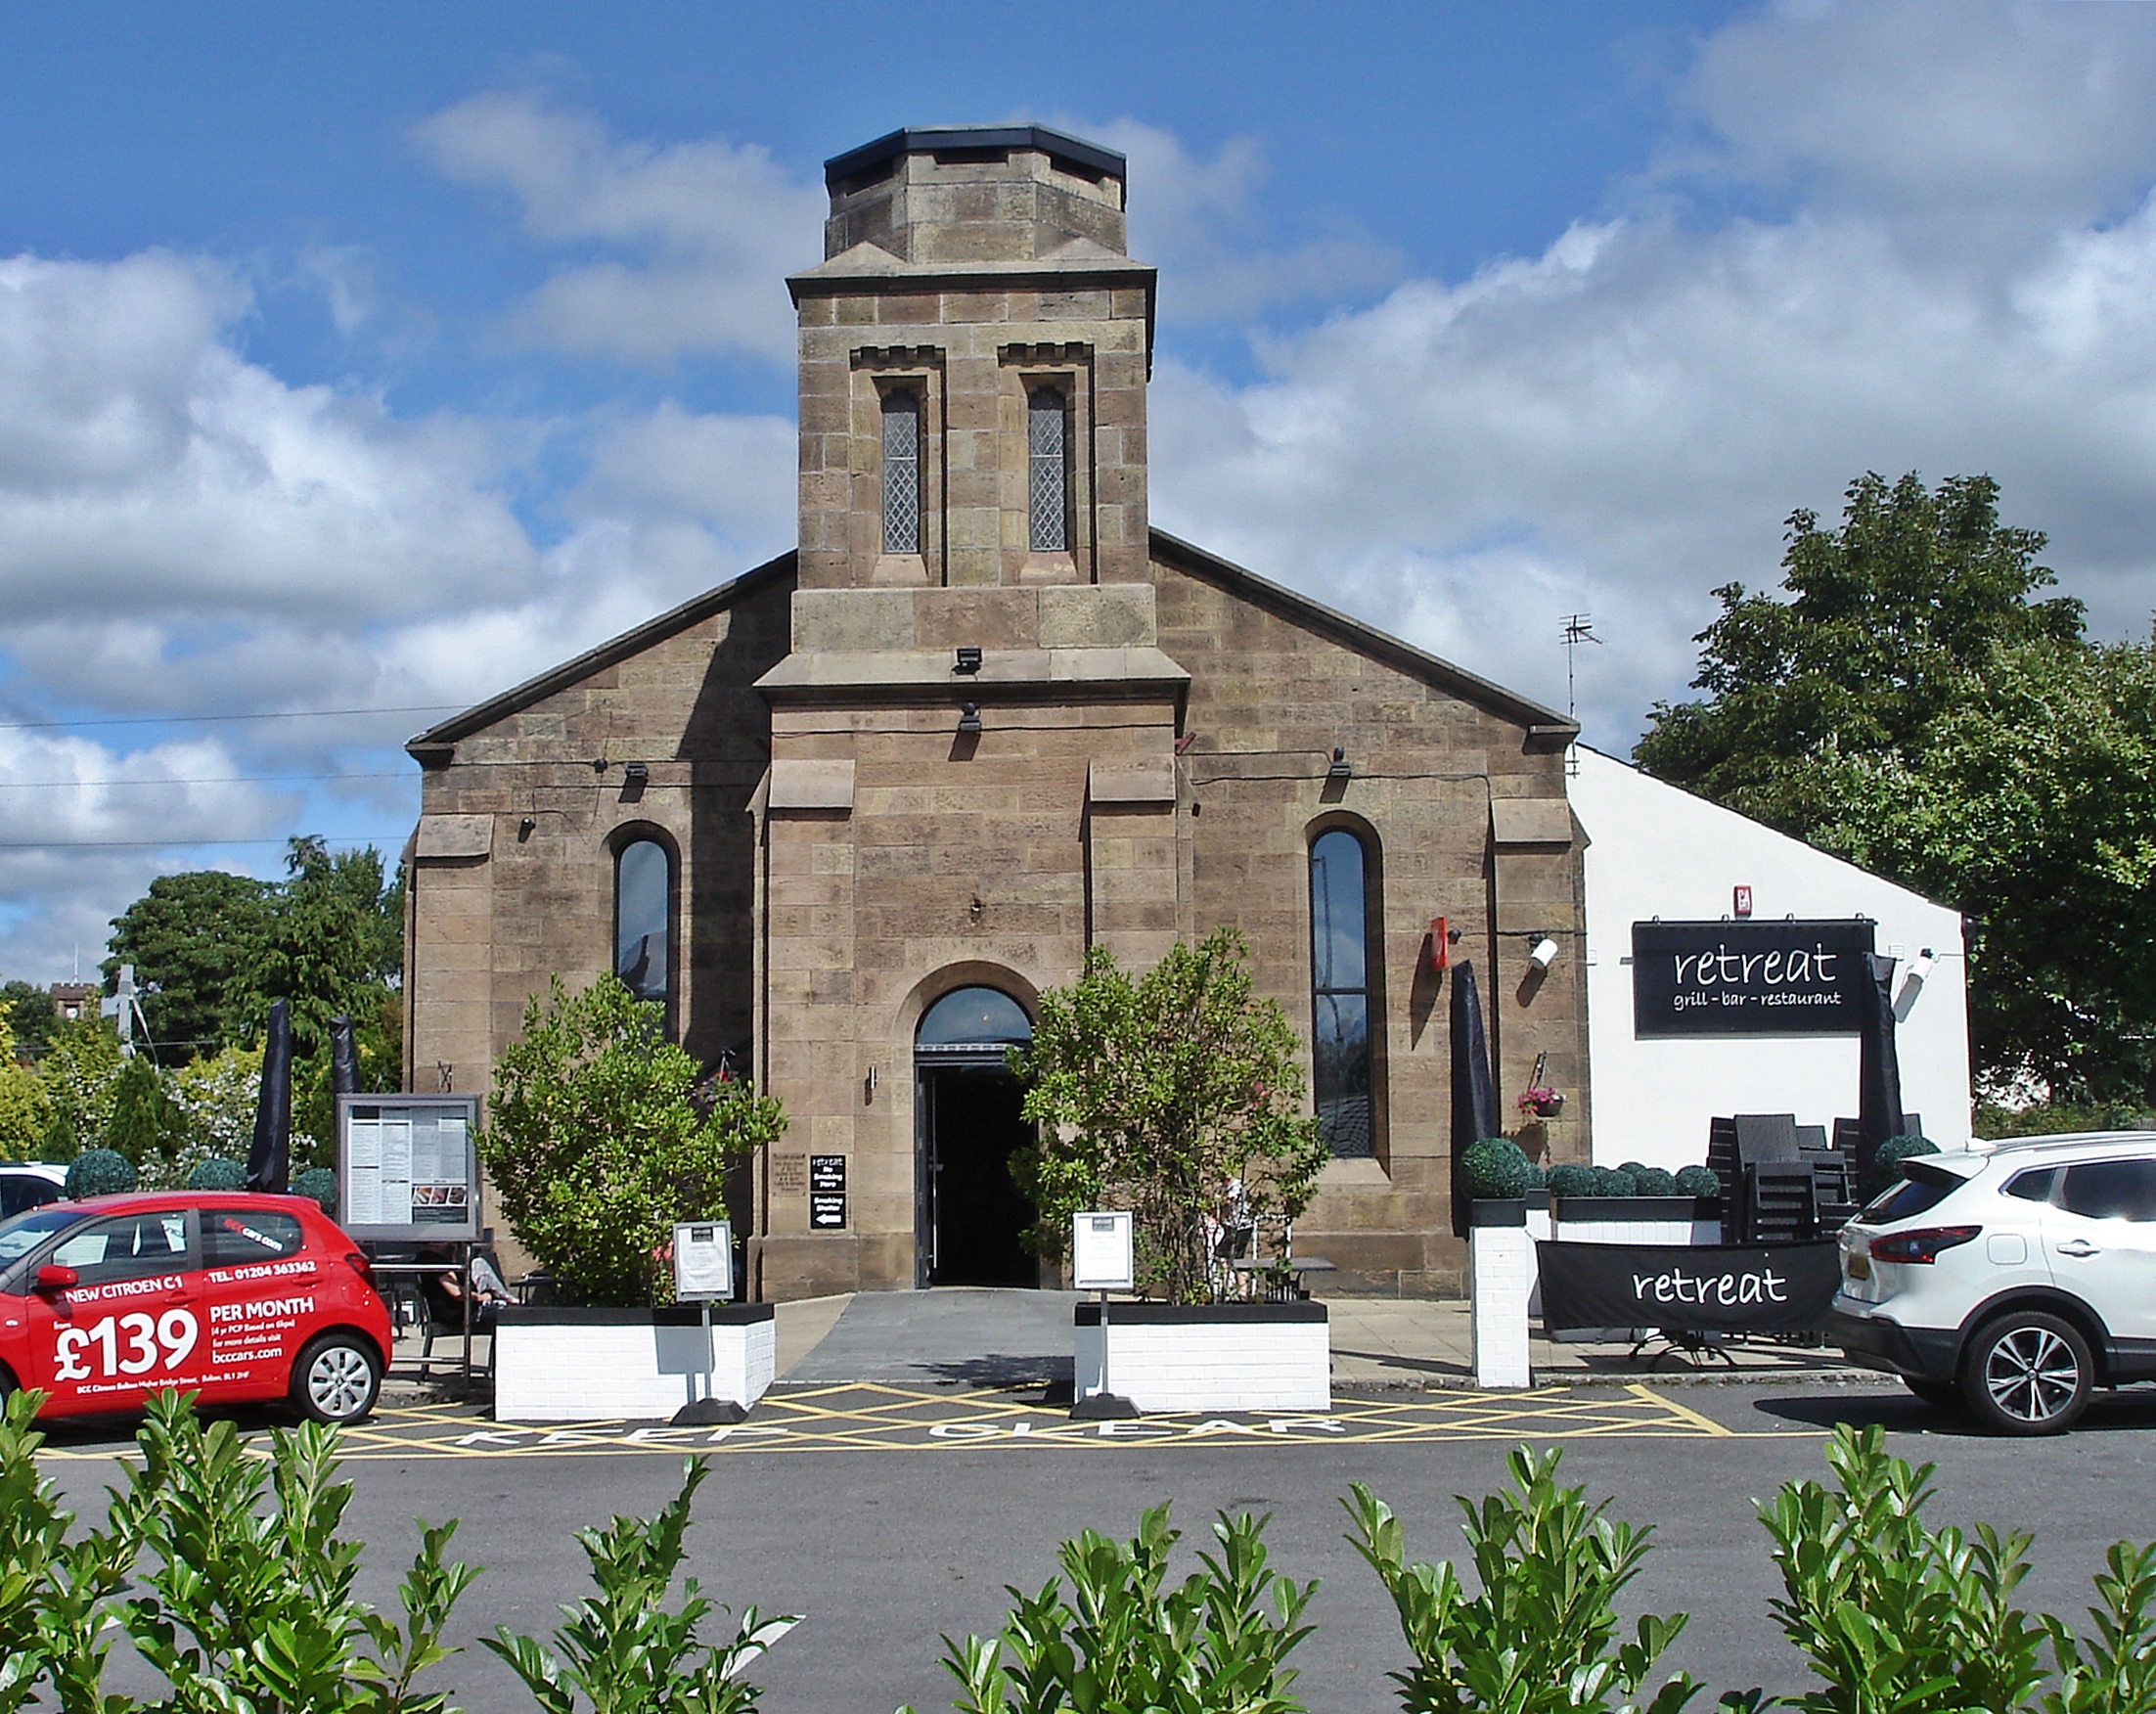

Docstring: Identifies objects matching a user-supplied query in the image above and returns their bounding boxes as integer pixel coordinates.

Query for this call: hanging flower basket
[1517,1088,1564,1119]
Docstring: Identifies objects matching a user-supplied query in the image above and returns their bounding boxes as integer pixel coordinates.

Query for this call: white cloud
[412,90,825,366]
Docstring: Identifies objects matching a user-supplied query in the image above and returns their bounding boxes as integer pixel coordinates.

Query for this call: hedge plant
[1869,1134,1940,1195]
[1546,1162,1596,1198]
[63,1147,135,1198]
[1674,1164,1721,1198]
[1457,1138,1536,1202]
[292,1165,337,1216]
[187,1155,247,1192]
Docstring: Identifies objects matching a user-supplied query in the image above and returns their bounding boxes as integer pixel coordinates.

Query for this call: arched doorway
[915,985,1037,1287]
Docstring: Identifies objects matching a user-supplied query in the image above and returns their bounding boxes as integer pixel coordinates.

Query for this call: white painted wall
[1570,746,1970,1172]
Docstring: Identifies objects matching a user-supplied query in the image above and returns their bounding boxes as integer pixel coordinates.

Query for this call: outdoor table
[1230,1256,1336,1302]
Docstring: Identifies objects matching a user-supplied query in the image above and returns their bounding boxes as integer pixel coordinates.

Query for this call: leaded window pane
[1028,387,1067,552]
[881,390,920,554]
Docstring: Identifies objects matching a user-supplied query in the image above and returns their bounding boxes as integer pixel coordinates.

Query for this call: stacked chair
[1707,1112,1878,1243]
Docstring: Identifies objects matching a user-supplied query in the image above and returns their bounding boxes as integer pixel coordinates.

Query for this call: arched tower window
[1309,827,1376,1158]
[613,836,673,1011]
[881,389,921,554]
[916,985,1032,1049]
[1027,386,1068,552]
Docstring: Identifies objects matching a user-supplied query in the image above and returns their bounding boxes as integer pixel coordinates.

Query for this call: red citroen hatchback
[0,1191,392,1423]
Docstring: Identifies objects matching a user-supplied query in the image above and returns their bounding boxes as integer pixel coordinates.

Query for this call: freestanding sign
[336,1094,481,1242]
[1072,1212,1135,1292]
[672,1220,735,1302]
[1631,919,1873,1038]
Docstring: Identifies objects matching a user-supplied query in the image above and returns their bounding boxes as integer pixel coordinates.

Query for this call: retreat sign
[1631,919,1873,1037]
[1537,1240,1841,1333]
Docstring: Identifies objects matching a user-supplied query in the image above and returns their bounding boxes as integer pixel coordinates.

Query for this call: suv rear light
[1869,1225,1981,1265]
[343,1251,376,1286]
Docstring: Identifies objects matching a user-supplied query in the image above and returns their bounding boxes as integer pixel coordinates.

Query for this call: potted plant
[1547,1161,1721,1245]
[484,975,787,1421]
[1014,929,1334,1413]
[1517,1087,1564,1120]
[1457,1138,1540,1387]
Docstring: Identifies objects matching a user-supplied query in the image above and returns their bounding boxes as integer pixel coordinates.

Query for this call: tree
[2,980,59,1061]
[34,1017,123,1161]
[0,1017,51,1157]
[103,1054,187,1172]
[1012,928,1331,1304]
[103,871,274,1060]
[485,976,786,1307]
[1635,472,2084,830]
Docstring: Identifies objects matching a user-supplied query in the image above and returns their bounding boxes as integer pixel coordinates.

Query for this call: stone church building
[402,125,1587,1301]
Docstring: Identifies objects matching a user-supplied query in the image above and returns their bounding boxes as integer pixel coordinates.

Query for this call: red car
[0,1191,392,1424]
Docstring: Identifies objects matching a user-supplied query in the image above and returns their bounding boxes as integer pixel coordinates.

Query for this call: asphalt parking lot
[33,1378,2156,1714]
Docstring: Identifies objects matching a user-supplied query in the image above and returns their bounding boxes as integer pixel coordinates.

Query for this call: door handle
[2055,1239,2101,1257]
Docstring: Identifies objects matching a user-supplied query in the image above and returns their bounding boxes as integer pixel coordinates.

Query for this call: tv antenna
[1560,614,1601,777]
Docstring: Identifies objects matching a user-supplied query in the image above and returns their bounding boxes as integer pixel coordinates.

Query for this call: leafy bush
[1013,929,1330,1303]
[64,1147,136,1198]
[1546,1162,1596,1198]
[1457,1138,1535,1201]
[487,975,786,1307]
[293,1165,338,1216]
[1348,1448,1700,1714]
[188,1155,247,1191]
[1594,1165,1639,1197]
[1675,1164,1721,1198]
[487,1458,795,1714]
[1632,1166,1680,1196]
[919,1504,1315,1714]
[1870,1134,1941,1195]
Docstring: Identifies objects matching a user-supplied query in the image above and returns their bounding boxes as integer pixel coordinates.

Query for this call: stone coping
[1074,1301,1327,1327]
[494,1304,776,1328]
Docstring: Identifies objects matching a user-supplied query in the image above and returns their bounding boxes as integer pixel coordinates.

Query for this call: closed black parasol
[1450,960,1501,1236]
[246,998,292,1195]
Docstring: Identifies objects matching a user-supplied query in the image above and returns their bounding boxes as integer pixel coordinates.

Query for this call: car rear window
[2058,1159,2156,1222]
[1862,1161,1963,1225]
[202,1208,307,1266]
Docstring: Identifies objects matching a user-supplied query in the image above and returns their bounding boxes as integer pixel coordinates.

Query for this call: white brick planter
[493,1304,775,1422]
[1468,1200,1534,1388]
[1551,1195,1722,1246]
[1074,1302,1329,1413]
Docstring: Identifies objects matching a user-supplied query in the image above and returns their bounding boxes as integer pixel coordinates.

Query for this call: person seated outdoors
[415,1244,514,1334]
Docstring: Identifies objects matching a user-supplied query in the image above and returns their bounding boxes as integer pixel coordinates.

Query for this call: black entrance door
[914,985,1037,1288]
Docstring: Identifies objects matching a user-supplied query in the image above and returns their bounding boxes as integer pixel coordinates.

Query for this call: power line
[0,772,410,789]
[0,835,394,850]
[0,703,463,734]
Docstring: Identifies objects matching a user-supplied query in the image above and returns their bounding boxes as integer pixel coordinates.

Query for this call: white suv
[1831,1131,2156,1433]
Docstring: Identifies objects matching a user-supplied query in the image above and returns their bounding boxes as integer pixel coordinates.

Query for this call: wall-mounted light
[622,762,650,787]
[957,701,982,735]
[1527,936,1561,970]
[954,647,982,675]
[1326,746,1352,782]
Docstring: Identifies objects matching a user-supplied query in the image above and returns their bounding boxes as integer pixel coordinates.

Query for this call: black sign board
[1537,1240,1840,1332]
[1631,919,1872,1037]
[809,1154,846,1194]
[809,1194,847,1230]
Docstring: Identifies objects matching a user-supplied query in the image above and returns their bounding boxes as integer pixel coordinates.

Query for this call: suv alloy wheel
[1961,1310,2092,1434]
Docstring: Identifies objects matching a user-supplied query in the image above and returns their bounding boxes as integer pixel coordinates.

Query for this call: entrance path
[768,1288,1864,1388]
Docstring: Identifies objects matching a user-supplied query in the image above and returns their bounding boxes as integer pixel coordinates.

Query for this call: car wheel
[292,1333,381,1425]
[1961,1312,2092,1434]
[1904,1376,1961,1410]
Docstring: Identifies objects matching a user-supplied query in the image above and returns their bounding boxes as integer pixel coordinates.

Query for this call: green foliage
[1458,1138,1535,1202]
[1346,1449,1703,1714]
[1546,1163,1596,1198]
[1757,1423,2156,1714]
[65,1147,137,1198]
[1674,1165,1721,1199]
[1,981,59,1062]
[487,975,785,1307]
[1977,1101,2156,1140]
[486,1458,795,1714]
[1593,1166,1639,1197]
[188,1155,247,1191]
[105,870,276,1059]
[1630,1166,1680,1197]
[1012,929,1331,1304]
[37,1017,123,1159]
[162,1043,267,1186]
[294,1165,338,1216]
[0,1018,52,1160]
[1869,1135,1940,1195]
[921,1504,1315,1714]
[104,1054,188,1169]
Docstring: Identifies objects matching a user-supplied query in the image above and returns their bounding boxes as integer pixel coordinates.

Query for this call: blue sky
[2,0,2154,982]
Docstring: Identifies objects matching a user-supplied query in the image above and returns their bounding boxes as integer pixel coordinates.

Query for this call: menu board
[337,1095,482,1240]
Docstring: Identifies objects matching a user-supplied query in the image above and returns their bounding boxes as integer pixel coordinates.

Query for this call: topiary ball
[1458,1137,1535,1201]
[1632,1165,1679,1197]
[1674,1164,1721,1198]
[1546,1162,1596,1198]
[1617,1161,1652,1182]
[1595,1166,1639,1197]
[292,1167,337,1218]
[1870,1134,1940,1193]
[188,1156,247,1192]
[1524,1160,1548,1192]
[65,1148,137,1199]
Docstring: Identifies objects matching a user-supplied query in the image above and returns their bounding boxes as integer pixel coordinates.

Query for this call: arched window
[1027,386,1068,552]
[917,986,1032,1049]
[1309,828,1375,1158]
[881,389,921,554]
[613,837,672,1010]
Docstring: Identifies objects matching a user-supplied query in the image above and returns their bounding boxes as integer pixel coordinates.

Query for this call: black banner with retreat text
[1631,919,1873,1038]
[1536,1240,1841,1332]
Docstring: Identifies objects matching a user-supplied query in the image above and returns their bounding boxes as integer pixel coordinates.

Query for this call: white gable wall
[1569,747,1971,1172]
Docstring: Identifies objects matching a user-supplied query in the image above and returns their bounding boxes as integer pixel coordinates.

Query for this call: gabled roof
[1147,529,1578,738]
[404,551,796,757]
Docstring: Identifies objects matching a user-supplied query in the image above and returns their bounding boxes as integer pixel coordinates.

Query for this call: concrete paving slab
[780,1286,1081,1386]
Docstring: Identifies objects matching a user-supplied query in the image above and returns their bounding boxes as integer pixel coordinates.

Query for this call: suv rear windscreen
[1862,1160,1965,1225]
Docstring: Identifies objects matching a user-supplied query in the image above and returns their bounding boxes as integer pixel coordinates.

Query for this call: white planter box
[1074,1302,1329,1413]
[494,1305,775,1422]
[1552,1196,1721,1246]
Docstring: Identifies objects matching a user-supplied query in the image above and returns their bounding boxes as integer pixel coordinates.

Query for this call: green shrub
[1674,1164,1721,1198]
[63,1147,136,1198]
[487,1458,796,1714]
[1593,1165,1639,1197]
[1632,1166,1680,1196]
[1869,1134,1940,1195]
[292,1165,337,1216]
[1524,1159,1548,1192]
[919,1504,1314,1714]
[1546,1162,1596,1198]
[1348,1449,1700,1714]
[1457,1138,1535,1201]
[187,1155,247,1191]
